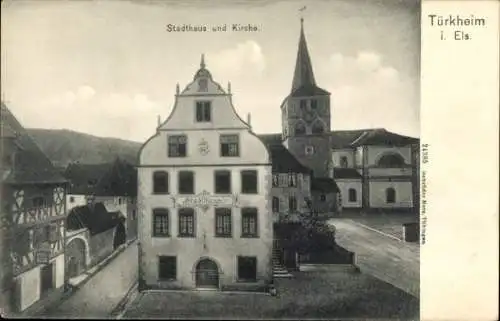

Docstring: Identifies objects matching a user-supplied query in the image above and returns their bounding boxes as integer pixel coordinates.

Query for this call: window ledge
[152,235,170,238]
[177,235,196,238]
[215,235,233,238]
[158,278,177,282]
[241,235,259,239]
[236,279,258,283]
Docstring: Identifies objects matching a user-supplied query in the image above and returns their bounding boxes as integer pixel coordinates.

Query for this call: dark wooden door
[195,259,218,288]
[40,263,53,296]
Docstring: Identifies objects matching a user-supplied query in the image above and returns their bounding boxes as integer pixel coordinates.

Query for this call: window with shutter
[158,256,177,280]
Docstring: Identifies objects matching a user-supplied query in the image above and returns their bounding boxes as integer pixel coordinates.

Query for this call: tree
[291,198,336,254]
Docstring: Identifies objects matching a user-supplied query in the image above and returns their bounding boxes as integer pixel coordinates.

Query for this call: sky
[1,0,420,143]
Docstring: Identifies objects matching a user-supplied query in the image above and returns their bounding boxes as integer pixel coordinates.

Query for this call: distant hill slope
[26,128,142,168]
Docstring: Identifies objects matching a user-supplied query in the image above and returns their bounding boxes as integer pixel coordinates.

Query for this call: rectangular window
[196,101,211,122]
[288,173,297,187]
[241,170,257,194]
[289,196,297,211]
[168,135,187,157]
[153,209,169,237]
[178,171,194,194]
[158,256,177,280]
[237,256,257,282]
[299,100,307,110]
[241,207,258,237]
[215,208,232,237]
[220,134,239,157]
[178,208,195,237]
[153,171,169,194]
[310,99,318,110]
[214,170,231,194]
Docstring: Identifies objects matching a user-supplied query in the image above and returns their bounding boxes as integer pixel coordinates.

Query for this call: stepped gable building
[1,102,68,315]
[137,55,273,292]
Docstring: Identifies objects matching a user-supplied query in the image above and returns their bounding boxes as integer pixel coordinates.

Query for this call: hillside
[26,128,142,168]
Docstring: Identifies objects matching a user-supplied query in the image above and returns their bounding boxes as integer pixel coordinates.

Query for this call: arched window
[153,171,169,194]
[295,122,306,135]
[386,188,396,203]
[311,121,324,134]
[348,188,357,202]
[340,156,349,168]
[377,153,406,167]
[272,197,280,212]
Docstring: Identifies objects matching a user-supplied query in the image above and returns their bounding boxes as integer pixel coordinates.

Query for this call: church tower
[281,18,332,178]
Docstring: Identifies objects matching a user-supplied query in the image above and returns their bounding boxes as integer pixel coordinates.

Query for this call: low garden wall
[88,228,115,268]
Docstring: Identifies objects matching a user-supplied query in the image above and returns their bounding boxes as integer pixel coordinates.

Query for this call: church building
[260,18,419,213]
[137,56,273,292]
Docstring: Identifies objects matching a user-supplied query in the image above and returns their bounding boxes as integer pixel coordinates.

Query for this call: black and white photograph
[1,0,433,319]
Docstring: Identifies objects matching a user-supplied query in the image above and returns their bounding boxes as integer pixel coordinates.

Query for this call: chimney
[157,115,161,127]
[247,113,251,128]
[176,83,180,95]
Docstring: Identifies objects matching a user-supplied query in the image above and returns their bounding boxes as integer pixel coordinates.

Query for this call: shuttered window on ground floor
[158,256,176,280]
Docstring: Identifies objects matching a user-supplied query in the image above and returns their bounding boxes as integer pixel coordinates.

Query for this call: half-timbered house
[1,102,68,314]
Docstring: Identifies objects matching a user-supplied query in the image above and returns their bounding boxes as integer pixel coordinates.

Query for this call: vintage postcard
[0,0,498,320]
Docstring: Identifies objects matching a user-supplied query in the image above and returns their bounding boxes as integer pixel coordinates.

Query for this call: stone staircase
[272,246,293,278]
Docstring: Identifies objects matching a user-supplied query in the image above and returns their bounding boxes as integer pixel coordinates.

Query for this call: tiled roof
[64,163,111,195]
[333,168,362,179]
[348,128,419,147]
[311,177,340,193]
[1,102,68,185]
[94,158,137,197]
[290,85,330,97]
[257,135,311,174]
[64,158,137,197]
[257,128,419,149]
[66,202,125,235]
[267,144,311,174]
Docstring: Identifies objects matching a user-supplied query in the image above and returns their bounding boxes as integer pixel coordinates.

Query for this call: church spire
[291,17,316,92]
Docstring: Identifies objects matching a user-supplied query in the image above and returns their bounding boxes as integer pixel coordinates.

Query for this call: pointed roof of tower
[290,18,330,97]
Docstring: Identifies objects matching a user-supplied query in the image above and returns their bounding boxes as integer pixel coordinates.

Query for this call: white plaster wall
[368,168,414,177]
[138,165,272,288]
[94,196,129,217]
[66,194,87,212]
[366,146,412,166]
[53,254,65,289]
[17,266,40,311]
[369,181,413,208]
[138,67,272,289]
[336,179,362,208]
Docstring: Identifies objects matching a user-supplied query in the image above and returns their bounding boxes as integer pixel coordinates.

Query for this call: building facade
[137,56,273,292]
[1,103,68,315]
[257,19,419,214]
[331,129,419,211]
